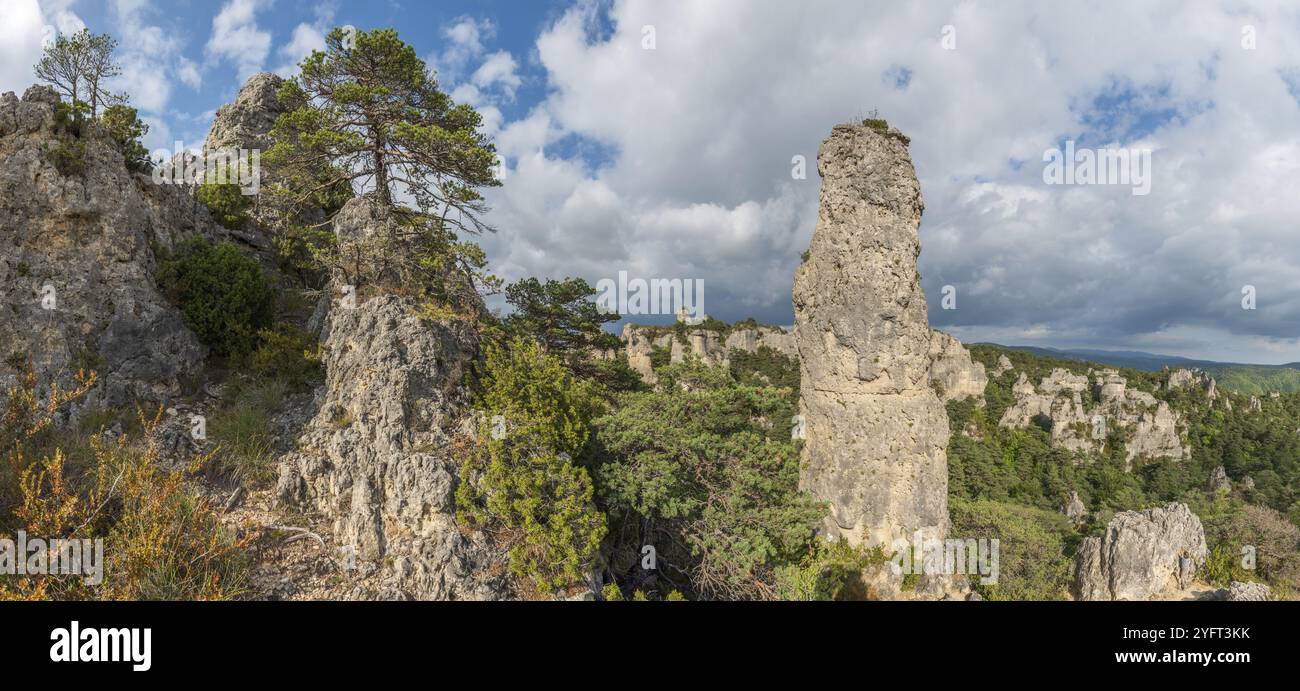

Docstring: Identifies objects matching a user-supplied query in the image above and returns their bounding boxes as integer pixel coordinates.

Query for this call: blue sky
[20,1,571,151]
[5,1,1300,364]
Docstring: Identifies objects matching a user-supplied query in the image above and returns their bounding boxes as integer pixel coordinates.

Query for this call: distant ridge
[976,344,1300,394]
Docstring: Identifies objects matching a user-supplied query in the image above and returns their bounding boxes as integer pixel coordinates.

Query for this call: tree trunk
[371,126,390,206]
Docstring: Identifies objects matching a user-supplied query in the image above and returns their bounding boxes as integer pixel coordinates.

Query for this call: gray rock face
[205,72,285,154]
[792,122,950,549]
[0,85,231,408]
[275,194,509,600]
[1208,465,1232,493]
[275,291,514,600]
[1073,502,1208,601]
[725,326,799,360]
[622,325,673,383]
[330,195,455,292]
[621,322,797,384]
[927,329,987,402]
[1221,581,1270,601]
[999,368,1187,464]
[1167,367,1218,402]
[1062,491,1087,525]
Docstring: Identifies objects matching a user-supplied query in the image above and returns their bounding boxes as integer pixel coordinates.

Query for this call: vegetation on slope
[955,344,1300,597]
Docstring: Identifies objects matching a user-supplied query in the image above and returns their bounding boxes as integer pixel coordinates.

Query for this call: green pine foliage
[594,359,824,599]
[195,165,252,229]
[99,104,151,173]
[949,497,1074,600]
[455,337,607,593]
[156,240,276,360]
[265,27,501,307]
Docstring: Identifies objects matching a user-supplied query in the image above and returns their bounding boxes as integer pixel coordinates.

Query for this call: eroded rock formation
[205,72,286,154]
[1072,502,1207,601]
[1216,581,1270,601]
[999,368,1187,464]
[621,322,797,383]
[792,121,953,552]
[1208,465,1232,493]
[275,202,512,600]
[0,85,233,408]
[927,329,987,402]
[1062,491,1087,526]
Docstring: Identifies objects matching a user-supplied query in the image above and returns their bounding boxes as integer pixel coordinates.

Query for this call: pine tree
[267,27,499,224]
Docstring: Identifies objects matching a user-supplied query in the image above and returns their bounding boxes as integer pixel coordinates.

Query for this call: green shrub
[729,345,799,392]
[248,323,322,391]
[949,497,1073,600]
[601,582,624,601]
[595,359,824,600]
[156,240,275,359]
[455,337,607,592]
[100,104,151,173]
[46,138,87,177]
[648,344,671,371]
[45,100,90,177]
[52,100,89,136]
[862,116,910,145]
[775,541,889,601]
[1201,503,1300,594]
[195,166,252,229]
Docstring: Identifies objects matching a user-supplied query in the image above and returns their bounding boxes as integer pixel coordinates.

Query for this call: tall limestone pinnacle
[793,121,953,551]
[205,72,285,154]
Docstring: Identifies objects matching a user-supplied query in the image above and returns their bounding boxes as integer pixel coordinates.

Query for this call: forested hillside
[988,344,1300,394]
[946,345,1300,599]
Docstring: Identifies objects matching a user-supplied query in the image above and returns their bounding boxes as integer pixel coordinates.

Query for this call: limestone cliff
[621,322,797,383]
[1073,502,1207,601]
[0,85,237,408]
[999,367,1187,464]
[927,329,987,402]
[275,197,513,600]
[792,121,953,551]
[205,72,285,154]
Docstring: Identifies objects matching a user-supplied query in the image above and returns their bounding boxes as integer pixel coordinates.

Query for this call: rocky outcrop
[999,368,1187,464]
[792,121,951,554]
[1208,465,1232,493]
[1166,367,1218,402]
[205,72,285,154]
[725,325,798,359]
[992,354,1013,377]
[622,325,673,383]
[621,322,797,384]
[275,203,512,600]
[0,85,233,408]
[927,330,987,402]
[1062,491,1087,526]
[1072,502,1208,601]
[1217,581,1270,601]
